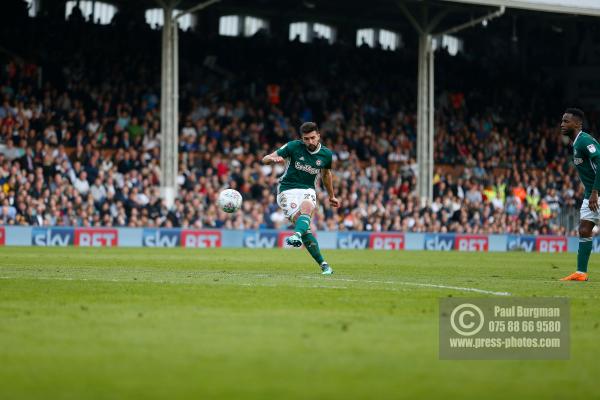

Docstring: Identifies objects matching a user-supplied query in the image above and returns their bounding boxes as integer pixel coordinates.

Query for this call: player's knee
[579,226,593,238]
[300,201,314,215]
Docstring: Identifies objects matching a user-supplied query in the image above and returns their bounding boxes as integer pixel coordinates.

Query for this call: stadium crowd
[0,9,597,235]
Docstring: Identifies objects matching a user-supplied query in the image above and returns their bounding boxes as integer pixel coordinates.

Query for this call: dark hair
[565,107,585,123]
[300,122,318,135]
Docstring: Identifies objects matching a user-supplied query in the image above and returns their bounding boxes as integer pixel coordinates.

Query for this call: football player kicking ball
[262,122,340,275]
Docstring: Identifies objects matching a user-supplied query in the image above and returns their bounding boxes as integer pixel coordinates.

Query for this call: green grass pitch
[1,247,599,399]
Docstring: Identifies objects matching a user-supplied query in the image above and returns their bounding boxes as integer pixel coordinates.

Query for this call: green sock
[294,214,311,236]
[577,238,593,273]
[302,232,324,265]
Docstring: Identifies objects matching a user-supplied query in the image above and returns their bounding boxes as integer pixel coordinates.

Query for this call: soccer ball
[218,189,242,213]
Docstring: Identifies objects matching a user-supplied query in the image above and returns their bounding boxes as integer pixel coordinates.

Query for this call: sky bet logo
[369,233,404,250]
[181,230,222,248]
[455,235,488,252]
[142,229,180,247]
[244,231,277,248]
[536,237,566,253]
[424,234,454,251]
[75,228,118,247]
[507,236,535,252]
[337,232,370,249]
[31,227,74,246]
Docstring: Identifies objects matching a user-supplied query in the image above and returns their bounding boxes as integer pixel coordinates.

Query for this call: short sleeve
[276,142,292,158]
[324,152,333,169]
[584,140,600,161]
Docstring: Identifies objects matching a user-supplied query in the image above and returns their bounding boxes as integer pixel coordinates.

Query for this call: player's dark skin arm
[582,166,597,237]
[321,168,341,208]
[590,163,600,212]
[590,190,599,212]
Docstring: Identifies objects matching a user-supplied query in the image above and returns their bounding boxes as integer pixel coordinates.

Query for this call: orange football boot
[560,272,589,281]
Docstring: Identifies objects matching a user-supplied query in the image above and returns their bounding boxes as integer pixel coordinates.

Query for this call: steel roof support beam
[157,0,220,208]
[398,1,505,206]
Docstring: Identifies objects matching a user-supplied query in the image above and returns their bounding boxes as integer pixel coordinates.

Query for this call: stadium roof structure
[51,0,600,31]
[443,0,600,16]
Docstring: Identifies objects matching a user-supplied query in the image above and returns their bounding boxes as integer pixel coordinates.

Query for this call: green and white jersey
[573,131,600,199]
[276,140,333,193]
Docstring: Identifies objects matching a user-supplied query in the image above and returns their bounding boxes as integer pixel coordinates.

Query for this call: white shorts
[581,198,600,224]
[277,188,317,220]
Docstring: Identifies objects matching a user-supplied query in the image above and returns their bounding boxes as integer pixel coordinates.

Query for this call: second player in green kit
[561,108,600,281]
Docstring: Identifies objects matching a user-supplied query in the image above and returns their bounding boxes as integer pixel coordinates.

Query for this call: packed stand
[0,12,597,235]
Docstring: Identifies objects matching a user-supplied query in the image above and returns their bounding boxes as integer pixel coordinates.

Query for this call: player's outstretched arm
[588,150,600,212]
[322,168,340,208]
[262,151,284,165]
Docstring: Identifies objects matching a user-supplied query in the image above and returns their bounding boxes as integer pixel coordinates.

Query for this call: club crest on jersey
[574,149,578,155]
[291,203,297,209]
[588,144,597,153]
[316,160,322,166]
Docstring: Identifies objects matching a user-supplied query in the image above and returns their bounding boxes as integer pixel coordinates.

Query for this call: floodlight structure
[397,2,505,206]
[155,0,220,208]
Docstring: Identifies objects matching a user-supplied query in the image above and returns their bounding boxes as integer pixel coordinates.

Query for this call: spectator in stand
[0,16,596,236]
